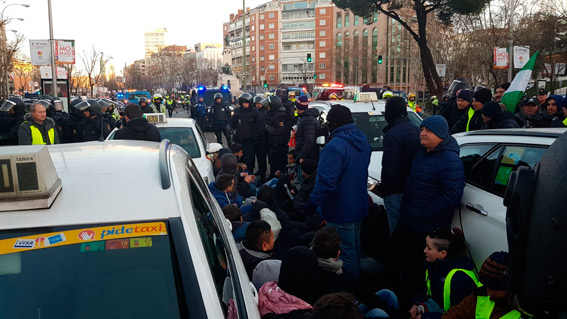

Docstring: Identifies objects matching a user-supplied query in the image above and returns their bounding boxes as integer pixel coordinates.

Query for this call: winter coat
[0,112,25,145]
[18,113,60,145]
[282,98,297,137]
[399,136,465,232]
[257,107,270,143]
[208,181,244,208]
[141,104,155,114]
[62,113,84,143]
[258,281,312,317]
[114,117,161,142]
[485,113,520,129]
[447,105,470,130]
[551,114,567,127]
[515,110,551,128]
[437,98,456,120]
[266,106,288,146]
[194,102,207,117]
[238,242,273,280]
[442,289,520,319]
[295,108,320,161]
[449,109,485,134]
[209,101,231,123]
[82,115,111,142]
[231,221,249,242]
[309,123,372,223]
[229,106,263,140]
[295,172,316,204]
[378,117,420,196]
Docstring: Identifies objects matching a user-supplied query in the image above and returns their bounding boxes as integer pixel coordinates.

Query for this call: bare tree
[11,53,38,93]
[0,29,24,97]
[80,46,112,96]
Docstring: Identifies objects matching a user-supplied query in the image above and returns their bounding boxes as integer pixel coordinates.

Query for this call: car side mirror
[207,142,223,154]
[316,136,326,146]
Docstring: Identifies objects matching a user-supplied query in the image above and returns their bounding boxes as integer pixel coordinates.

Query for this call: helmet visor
[53,100,64,111]
[74,100,92,112]
[0,100,16,112]
[98,99,112,109]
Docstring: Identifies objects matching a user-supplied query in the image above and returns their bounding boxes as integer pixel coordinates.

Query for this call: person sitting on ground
[217,153,256,198]
[238,220,277,280]
[442,252,523,319]
[229,142,249,172]
[480,102,520,129]
[275,150,301,206]
[312,292,362,319]
[213,147,232,176]
[294,158,318,204]
[222,204,249,242]
[410,228,480,319]
[114,103,161,142]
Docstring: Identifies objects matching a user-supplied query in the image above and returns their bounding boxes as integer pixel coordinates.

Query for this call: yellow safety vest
[29,124,55,145]
[426,268,482,312]
[408,100,418,112]
[466,107,476,132]
[563,117,567,126]
[475,295,524,319]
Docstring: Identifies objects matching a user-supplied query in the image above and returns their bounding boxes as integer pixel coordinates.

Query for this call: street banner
[493,47,508,69]
[39,66,68,79]
[55,40,75,64]
[514,46,530,69]
[436,64,446,77]
[501,52,539,113]
[29,40,51,66]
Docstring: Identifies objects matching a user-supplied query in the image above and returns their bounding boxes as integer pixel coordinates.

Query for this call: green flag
[500,52,539,113]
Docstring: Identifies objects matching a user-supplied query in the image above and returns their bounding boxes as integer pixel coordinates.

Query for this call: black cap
[523,98,539,107]
[327,104,354,128]
[538,88,548,96]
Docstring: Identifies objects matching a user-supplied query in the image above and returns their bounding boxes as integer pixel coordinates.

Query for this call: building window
[260,35,265,40]
[252,16,255,21]
[319,52,326,58]
[260,14,264,20]
[319,30,326,36]
[373,12,378,23]
[345,13,350,27]
[269,54,275,60]
[260,45,265,50]
[269,12,274,18]
[269,65,275,70]
[336,33,342,47]
[251,36,255,41]
[261,66,265,71]
[336,13,342,28]
[320,8,326,14]
[320,73,326,79]
[252,46,255,51]
[269,33,275,39]
[269,74,275,80]
[319,41,326,47]
[252,25,255,31]
[268,23,275,29]
[354,15,360,26]
[260,24,265,30]
[269,43,275,49]
[260,56,265,61]
[319,19,326,26]
[319,63,326,69]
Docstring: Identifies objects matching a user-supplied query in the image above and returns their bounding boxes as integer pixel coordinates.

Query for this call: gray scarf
[317,257,343,275]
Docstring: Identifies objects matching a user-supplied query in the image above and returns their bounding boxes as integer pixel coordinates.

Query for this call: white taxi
[0,142,260,318]
[108,113,222,184]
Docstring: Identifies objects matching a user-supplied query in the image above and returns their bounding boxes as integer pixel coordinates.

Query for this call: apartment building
[223,0,422,92]
[144,28,168,60]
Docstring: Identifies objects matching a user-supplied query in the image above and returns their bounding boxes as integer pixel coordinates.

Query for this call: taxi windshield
[352,112,421,151]
[158,127,201,158]
[0,222,183,319]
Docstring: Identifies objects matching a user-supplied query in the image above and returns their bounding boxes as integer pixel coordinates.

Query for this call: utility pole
[242,0,247,92]
[507,0,514,83]
[48,0,57,98]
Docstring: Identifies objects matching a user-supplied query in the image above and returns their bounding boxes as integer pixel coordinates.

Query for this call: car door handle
[465,203,488,216]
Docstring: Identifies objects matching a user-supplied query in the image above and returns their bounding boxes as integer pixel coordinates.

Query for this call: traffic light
[263,81,268,88]
[313,74,317,79]
[378,55,383,64]
[307,53,312,63]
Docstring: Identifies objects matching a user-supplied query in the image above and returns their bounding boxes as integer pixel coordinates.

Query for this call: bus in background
[288,86,312,101]
[125,90,152,105]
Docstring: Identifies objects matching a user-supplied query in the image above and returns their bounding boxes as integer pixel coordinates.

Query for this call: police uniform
[209,100,232,145]
[229,105,263,173]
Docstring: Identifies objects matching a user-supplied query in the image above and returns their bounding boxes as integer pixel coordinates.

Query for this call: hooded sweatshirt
[309,123,372,223]
[114,117,161,142]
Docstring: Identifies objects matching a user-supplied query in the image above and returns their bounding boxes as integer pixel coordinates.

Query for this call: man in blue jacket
[307,104,371,279]
[387,115,465,307]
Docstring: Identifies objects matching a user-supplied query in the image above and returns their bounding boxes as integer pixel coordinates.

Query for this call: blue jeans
[264,178,279,188]
[326,221,362,279]
[359,289,399,318]
[384,193,403,233]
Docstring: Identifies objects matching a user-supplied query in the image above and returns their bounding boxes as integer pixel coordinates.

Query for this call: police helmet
[39,94,55,107]
[329,93,338,100]
[275,84,289,100]
[382,91,394,99]
[153,94,163,102]
[31,100,52,111]
[408,92,416,99]
[261,95,283,110]
[0,97,26,113]
[98,98,114,110]
[53,98,64,112]
[253,95,264,105]
[138,97,149,105]
[238,93,253,107]
[74,99,102,116]
[214,93,224,101]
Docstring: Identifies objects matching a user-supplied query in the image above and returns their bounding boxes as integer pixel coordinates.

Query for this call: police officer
[152,94,167,115]
[139,97,153,114]
[194,95,207,130]
[229,93,263,173]
[63,98,85,143]
[261,95,288,177]
[18,100,60,145]
[275,84,296,144]
[254,95,269,182]
[99,99,118,130]
[75,99,111,142]
[209,92,232,145]
[165,94,175,117]
[0,97,27,145]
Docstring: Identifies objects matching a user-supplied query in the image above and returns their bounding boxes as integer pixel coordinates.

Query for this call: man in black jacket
[437,78,472,119]
[76,99,111,142]
[254,96,269,182]
[515,98,551,128]
[209,93,232,145]
[0,97,27,145]
[229,93,263,173]
[377,96,420,233]
[261,95,288,178]
[294,96,320,162]
[114,103,161,142]
[449,88,491,134]
[481,102,520,129]
[139,97,154,114]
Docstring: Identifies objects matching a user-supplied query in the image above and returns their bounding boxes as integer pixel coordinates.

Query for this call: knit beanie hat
[456,90,473,104]
[295,95,309,111]
[301,159,318,175]
[327,104,354,128]
[384,96,408,123]
[479,251,509,290]
[481,101,503,119]
[474,88,493,105]
[420,115,449,139]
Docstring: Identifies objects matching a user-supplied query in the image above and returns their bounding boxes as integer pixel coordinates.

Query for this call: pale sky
[4,0,268,73]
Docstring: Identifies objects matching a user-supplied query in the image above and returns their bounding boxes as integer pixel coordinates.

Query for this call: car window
[0,221,185,318]
[202,91,232,106]
[469,145,504,191]
[158,127,201,158]
[352,113,387,151]
[188,177,241,318]
[459,144,495,177]
[491,145,547,196]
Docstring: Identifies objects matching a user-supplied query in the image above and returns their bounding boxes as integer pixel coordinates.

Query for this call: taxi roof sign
[0,145,62,211]
[143,113,167,124]
[355,92,378,102]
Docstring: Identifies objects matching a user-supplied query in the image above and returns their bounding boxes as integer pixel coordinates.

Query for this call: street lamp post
[0,3,29,97]
[47,0,57,98]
